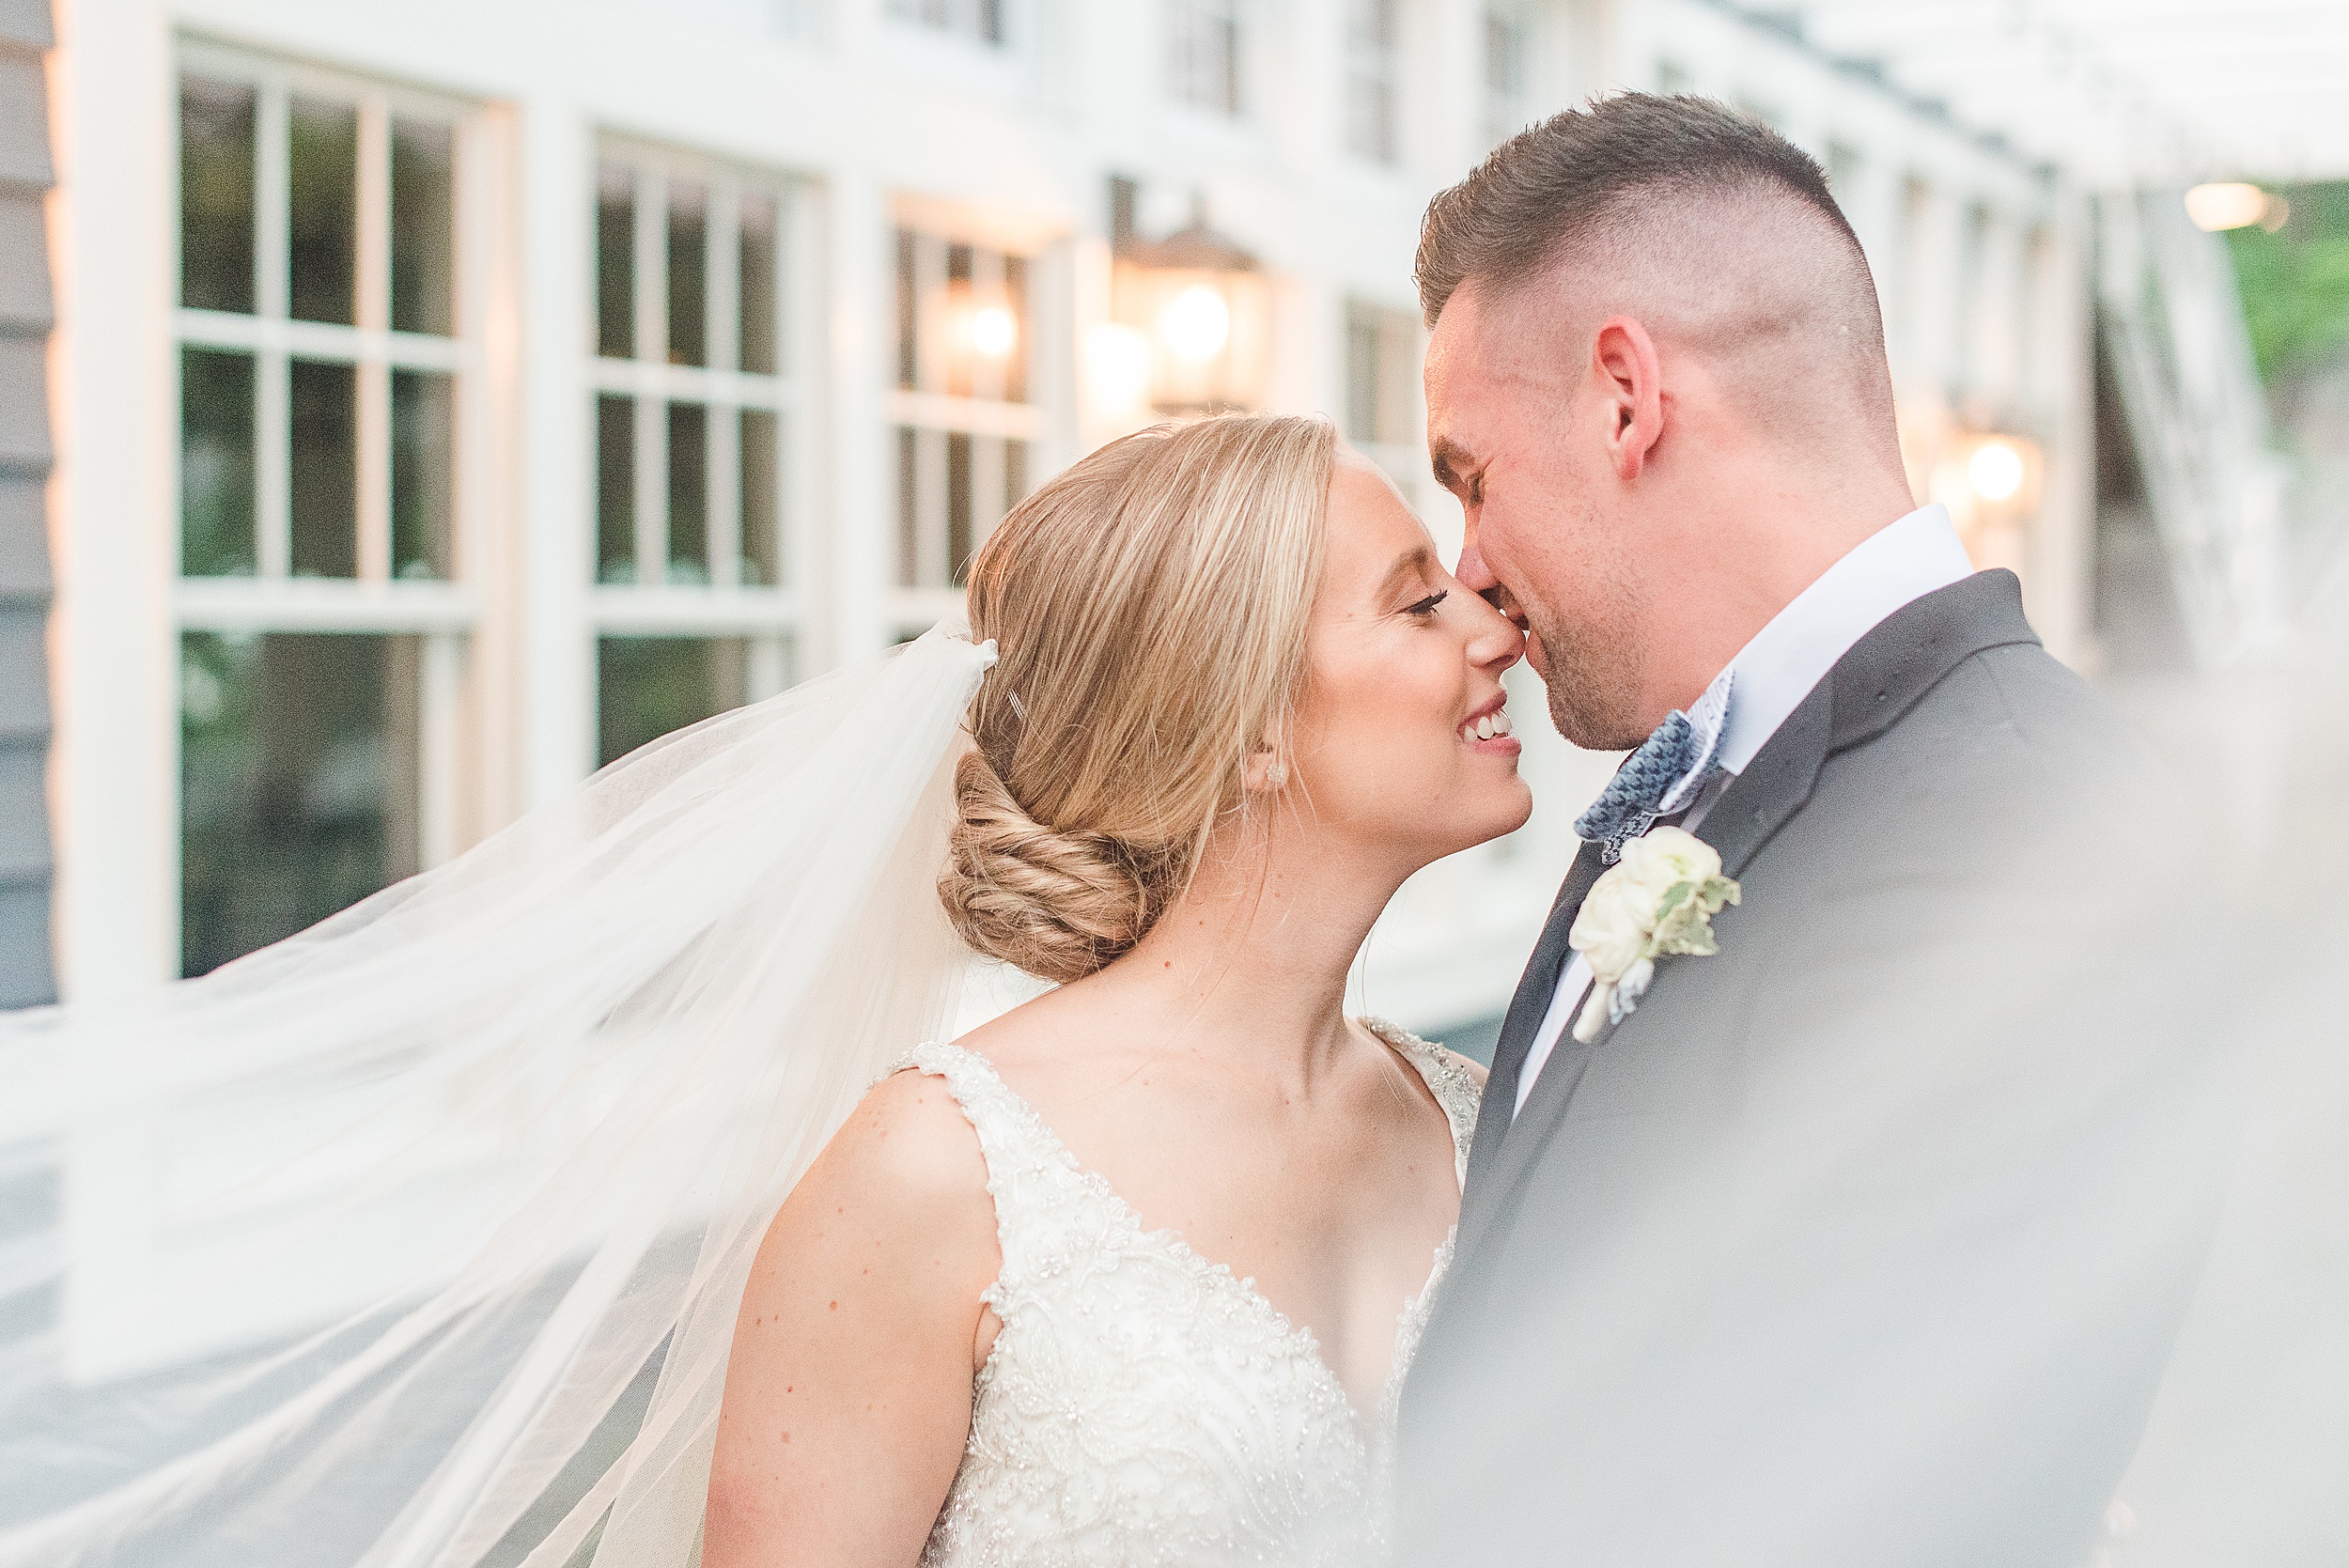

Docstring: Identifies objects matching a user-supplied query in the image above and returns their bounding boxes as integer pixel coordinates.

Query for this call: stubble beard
[1530,599,1651,753]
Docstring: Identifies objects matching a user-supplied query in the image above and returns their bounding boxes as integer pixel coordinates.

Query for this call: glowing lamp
[2186,182,2290,234]
[969,305,1017,360]
[1112,202,1270,414]
[1967,440,2026,505]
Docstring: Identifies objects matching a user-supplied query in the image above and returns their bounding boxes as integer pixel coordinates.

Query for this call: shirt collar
[1713,504,1975,776]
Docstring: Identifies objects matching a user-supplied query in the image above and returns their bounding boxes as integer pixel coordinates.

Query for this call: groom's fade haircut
[1417,93,1897,445]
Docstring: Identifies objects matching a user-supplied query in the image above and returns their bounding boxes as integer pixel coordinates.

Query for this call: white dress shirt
[1511,504,1976,1118]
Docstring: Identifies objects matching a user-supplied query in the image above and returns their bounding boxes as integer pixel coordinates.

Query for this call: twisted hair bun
[941,751,1176,985]
[934,413,1335,982]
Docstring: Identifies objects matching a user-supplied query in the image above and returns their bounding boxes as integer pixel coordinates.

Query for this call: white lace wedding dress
[887,1019,1480,1568]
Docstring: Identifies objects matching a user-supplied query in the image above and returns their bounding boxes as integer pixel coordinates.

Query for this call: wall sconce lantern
[1106,179,1272,415]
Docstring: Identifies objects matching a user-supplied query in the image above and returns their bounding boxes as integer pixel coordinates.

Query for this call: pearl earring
[1267,762,1288,788]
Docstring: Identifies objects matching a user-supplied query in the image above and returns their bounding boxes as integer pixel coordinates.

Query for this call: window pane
[943,243,974,396]
[391,116,456,336]
[946,430,972,586]
[598,163,635,359]
[739,191,779,375]
[180,631,418,977]
[668,180,708,367]
[1003,253,1029,404]
[180,348,257,576]
[740,408,781,586]
[895,425,920,587]
[597,394,635,582]
[667,401,708,583]
[290,359,358,578]
[179,77,256,314]
[598,636,749,768]
[392,368,455,580]
[894,228,918,390]
[1005,438,1030,518]
[288,97,358,325]
[1346,304,1381,442]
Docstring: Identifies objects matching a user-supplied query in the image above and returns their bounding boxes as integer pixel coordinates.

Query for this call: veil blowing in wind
[0,625,996,1568]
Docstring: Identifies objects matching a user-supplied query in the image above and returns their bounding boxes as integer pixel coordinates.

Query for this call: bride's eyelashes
[1404,590,1450,619]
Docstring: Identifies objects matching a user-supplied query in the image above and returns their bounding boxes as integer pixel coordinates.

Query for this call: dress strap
[886,1041,1097,1300]
[1359,1017,1481,1188]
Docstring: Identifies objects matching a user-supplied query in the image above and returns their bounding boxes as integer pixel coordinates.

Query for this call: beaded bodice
[891,1020,1479,1568]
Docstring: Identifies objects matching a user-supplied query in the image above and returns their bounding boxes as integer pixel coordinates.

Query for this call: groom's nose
[1455,543,1526,629]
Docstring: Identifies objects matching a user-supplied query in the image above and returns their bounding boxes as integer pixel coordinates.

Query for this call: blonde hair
[941,413,1336,983]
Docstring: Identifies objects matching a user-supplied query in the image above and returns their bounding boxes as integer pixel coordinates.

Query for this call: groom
[1397,97,2226,1565]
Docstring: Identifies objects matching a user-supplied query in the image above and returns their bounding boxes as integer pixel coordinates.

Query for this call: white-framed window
[886,0,1005,47]
[1345,299,1420,453]
[1344,0,1400,164]
[173,41,488,977]
[891,221,1039,633]
[1483,1,1532,147]
[1167,0,1242,116]
[590,138,816,767]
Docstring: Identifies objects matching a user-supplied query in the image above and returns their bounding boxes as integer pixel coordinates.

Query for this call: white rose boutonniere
[1566,826,1741,1043]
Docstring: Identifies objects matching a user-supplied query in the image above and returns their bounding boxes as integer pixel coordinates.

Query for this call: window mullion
[355,93,393,583]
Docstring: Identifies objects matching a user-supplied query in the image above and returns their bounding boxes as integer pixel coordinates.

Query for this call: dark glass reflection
[667,402,708,582]
[290,358,357,578]
[597,164,635,359]
[896,425,919,587]
[180,347,257,576]
[1005,436,1030,515]
[179,76,256,313]
[598,636,748,768]
[739,192,778,375]
[739,407,780,586]
[667,180,708,366]
[180,631,419,977]
[288,97,357,325]
[598,394,635,583]
[392,368,455,579]
[391,117,455,336]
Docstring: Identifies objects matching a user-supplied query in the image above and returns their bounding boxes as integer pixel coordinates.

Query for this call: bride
[0,412,1528,1568]
[706,413,1527,1564]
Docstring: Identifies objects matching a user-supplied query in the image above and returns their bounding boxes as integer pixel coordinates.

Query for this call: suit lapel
[1454,668,1840,1265]
[1461,842,1604,1200]
[1444,570,2044,1279]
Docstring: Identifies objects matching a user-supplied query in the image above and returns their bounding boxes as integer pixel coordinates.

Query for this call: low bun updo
[940,414,1335,983]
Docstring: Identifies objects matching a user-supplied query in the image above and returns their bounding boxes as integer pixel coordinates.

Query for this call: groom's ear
[1591,316,1665,483]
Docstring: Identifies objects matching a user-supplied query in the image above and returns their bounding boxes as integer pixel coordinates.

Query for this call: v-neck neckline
[954,1028,1469,1450]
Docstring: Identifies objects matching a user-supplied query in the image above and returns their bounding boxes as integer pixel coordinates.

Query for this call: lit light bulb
[1159,285,1232,363]
[970,306,1017,360]
[1968,440,2025,505]
[2185,182,2268,233]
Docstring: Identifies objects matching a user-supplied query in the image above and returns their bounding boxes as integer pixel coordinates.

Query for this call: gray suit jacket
[1397,571,2227,1567]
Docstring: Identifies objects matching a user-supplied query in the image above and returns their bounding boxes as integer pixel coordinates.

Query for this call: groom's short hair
[1417,94,1897,446]
[1415,93,1866,327]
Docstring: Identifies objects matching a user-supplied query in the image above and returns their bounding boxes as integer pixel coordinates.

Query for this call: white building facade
[36,0,2089,1033]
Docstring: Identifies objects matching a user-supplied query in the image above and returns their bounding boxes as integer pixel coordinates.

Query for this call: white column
[515,94,594,802]
[2029,189,2097,671]
[52,0,179,998]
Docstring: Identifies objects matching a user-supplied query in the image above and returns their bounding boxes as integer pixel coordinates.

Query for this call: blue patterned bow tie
[1573,669,1735,862]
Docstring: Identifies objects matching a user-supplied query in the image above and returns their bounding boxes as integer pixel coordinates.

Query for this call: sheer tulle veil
[0,624,999,1567]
